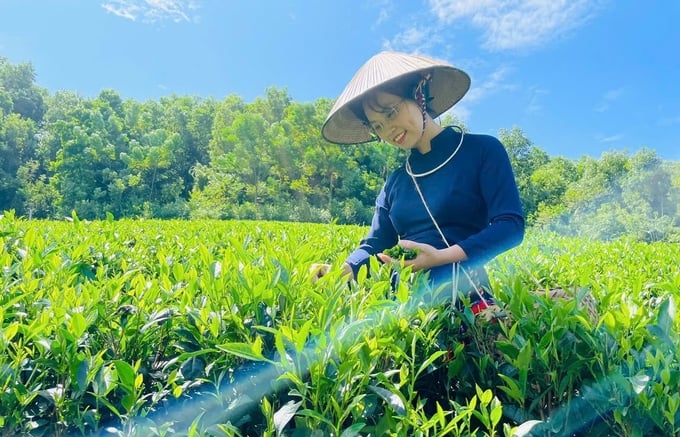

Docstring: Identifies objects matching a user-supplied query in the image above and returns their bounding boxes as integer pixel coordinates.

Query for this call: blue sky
[1,0,678,160]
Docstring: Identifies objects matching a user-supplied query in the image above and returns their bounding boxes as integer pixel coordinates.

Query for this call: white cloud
[370,0,392,26]
[444,65,514,123]
[598,133,624,143]
[101,0,201,24]
[375,8,390,26]
[426,0,602,51]
[465,65,515,102]
[526,86,548,114]
[594,87,624,112]
[382,27,435,53]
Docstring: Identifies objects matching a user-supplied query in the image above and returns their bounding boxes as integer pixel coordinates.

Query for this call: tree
[2,52,676,238]
[498,127,549,219]
[156,95,214,198]
[0,113,37,212]
[250,86,291,124]
[0,57,47,122]
[530,157,578,224]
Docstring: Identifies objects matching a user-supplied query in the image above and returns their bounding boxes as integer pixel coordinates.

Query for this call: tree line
[1,57,678,241]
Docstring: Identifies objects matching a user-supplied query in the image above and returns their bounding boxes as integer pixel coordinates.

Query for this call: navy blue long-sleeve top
[346,126,525,281]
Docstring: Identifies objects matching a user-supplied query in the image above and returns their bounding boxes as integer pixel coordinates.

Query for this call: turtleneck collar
[407,126,462,174]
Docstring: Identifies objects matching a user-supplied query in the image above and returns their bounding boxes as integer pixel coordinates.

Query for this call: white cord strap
[406,126,464,178]
[407,127,490,308]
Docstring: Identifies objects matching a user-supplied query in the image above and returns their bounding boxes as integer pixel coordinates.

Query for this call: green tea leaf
[367,385,406,416]
[113,360,136,390]
[273,400,301,437]
[218,340,270,362]
[340,423,366,437]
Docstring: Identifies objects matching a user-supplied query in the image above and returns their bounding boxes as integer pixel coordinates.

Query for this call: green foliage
[1,57,678,238]
[383,244,419,260]
[537,150,679,242]
[0,216,678,436]
[498,126,550,218]
[0,57,46,122]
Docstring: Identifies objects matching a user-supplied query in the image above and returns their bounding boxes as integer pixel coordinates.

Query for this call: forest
[1,56,678,242]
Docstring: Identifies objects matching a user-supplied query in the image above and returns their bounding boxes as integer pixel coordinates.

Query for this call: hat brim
[322,51,471,145]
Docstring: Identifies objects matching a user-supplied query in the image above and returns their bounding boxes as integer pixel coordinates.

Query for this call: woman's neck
[414,121,444,154]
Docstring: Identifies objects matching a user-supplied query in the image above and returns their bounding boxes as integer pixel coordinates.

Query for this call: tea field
[0,212,678,436]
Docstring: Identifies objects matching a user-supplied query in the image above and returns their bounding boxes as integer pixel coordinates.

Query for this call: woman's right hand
[310,263,332,283]
[309,263,353,283]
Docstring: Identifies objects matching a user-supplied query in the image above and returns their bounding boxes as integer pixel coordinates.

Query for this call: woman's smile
[393,130,406,145]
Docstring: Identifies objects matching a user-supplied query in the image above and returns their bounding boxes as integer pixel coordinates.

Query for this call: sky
[1,0,678,161]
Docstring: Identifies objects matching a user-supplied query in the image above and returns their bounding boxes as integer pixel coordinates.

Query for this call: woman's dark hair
[349,72,434,126]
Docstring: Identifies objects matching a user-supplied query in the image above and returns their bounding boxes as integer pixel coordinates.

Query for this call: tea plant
[0,211,678,436]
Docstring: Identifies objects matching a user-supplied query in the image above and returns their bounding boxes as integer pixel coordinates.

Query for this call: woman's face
[362,91,423,151]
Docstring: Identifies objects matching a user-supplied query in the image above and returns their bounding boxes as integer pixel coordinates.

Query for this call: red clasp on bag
[470,300,490,315]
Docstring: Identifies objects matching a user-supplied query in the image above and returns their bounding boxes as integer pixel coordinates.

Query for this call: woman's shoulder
[461,130,503,146]
[460,130,508,157]
[385,164,407,184]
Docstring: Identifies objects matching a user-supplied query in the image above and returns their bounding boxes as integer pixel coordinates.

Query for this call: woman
[313,51,524,313]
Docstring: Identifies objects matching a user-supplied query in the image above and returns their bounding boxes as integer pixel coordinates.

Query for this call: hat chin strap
[415,75,430,140]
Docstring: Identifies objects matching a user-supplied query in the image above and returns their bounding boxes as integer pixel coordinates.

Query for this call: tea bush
[0,211,678,436]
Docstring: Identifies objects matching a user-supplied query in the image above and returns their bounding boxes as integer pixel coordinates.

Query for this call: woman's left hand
[377,240,445,271]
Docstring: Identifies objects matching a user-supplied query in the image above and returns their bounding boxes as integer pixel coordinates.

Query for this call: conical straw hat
[322,51,470,145]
